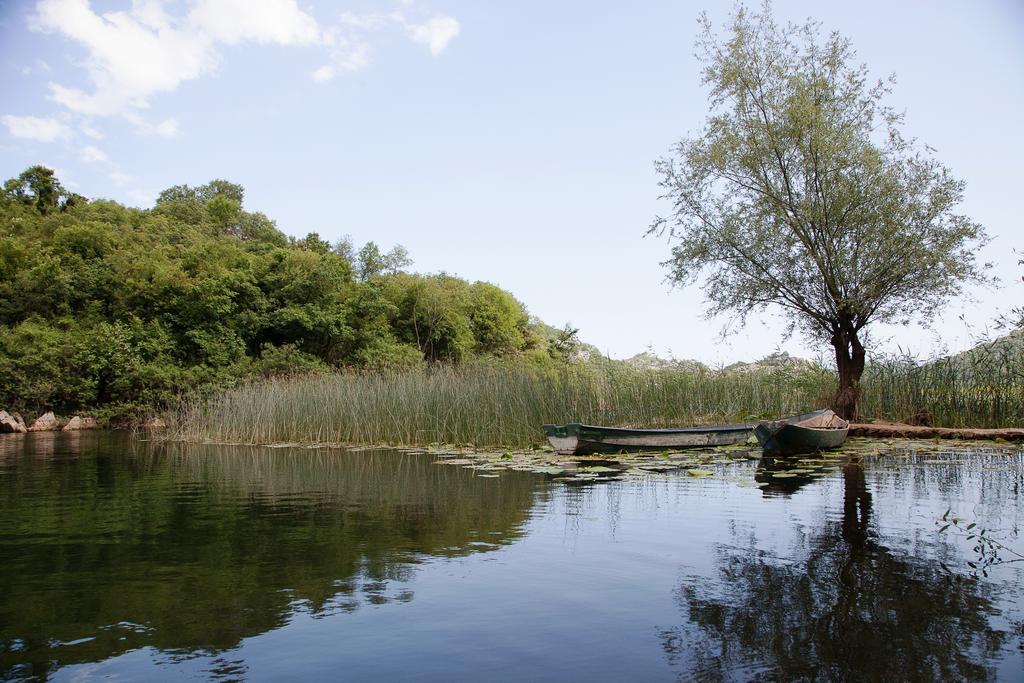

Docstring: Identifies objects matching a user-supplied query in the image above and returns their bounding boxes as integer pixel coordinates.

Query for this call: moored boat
[754,409,849,455]
[543,421,754,455]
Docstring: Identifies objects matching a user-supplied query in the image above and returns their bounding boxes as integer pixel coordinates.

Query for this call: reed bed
[168,362,835,448]
[859,343,1024,428]
[168,340,1024,448]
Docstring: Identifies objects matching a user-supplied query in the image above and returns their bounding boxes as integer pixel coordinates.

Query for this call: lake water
[1,432,1022,681]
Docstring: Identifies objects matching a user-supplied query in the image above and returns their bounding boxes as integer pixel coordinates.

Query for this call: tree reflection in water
[0,434,542,681]
[660,464,1008,681]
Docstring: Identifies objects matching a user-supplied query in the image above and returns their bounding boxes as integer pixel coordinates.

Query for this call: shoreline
[849,421,1024,442]
[6,420,1024,450]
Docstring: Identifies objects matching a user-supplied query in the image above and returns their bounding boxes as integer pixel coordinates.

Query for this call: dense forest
[0,166,575,419]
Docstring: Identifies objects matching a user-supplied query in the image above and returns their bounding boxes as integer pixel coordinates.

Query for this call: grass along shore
[167,362,833,448]
[166,353,1024,449]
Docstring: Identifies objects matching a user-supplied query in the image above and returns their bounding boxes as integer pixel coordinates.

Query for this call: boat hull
[543,423,753,455]
[754,409,849,455]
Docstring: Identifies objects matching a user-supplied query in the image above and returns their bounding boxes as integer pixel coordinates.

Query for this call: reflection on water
[661,465,1012,681]
[0,433,1021,681]
[0,433,542,680]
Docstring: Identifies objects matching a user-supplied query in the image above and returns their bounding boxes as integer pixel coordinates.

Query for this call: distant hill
[622,351,709,373]
[937,327,1024,376]
[721,351,822,374]
[618,348,822,375]
[952,326,1023,359]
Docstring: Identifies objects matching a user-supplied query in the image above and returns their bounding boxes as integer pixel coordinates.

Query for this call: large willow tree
[651,4,990,418]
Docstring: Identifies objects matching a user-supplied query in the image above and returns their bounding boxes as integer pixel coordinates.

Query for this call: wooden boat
[543,421,754,455]
[753,409,849,455]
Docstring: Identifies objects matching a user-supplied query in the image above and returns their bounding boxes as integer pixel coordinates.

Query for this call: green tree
[548,324,582,362]
[156,179,244,206]
[468,282,529,355]
[2,165,84,215]
[384,274,475,361]
[650,4,991,418]
[0,167,541,418]
[354,241,413,280]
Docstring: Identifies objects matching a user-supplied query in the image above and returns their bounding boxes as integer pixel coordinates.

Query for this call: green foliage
[0,316,187,417]
[547,324,582,362]
[650,4,991,417]
[0,167,542,419]
[2,165,85,215]
[335,235,414,280]
[469,283,529,355]
[248,343,331,377]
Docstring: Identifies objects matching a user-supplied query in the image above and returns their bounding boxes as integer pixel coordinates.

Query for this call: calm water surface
[1,432,1022,681]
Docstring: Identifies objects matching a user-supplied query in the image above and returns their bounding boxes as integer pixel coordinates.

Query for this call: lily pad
[687,469,714,477]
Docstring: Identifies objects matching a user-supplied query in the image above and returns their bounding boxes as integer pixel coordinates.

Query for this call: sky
[2,0,1023,365]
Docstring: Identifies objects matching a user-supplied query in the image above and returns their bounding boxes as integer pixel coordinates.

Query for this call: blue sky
[2,0,1023,364]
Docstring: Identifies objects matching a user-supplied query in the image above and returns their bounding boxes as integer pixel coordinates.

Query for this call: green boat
[754,409,849,455]
[543,421,754,455]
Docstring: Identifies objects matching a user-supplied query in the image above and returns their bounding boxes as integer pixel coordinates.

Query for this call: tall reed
[859,338,1024,428]
[168,361,835,448]
[168,338,1024,448]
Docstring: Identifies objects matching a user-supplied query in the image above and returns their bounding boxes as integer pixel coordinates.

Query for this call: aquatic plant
[937,509,1024,577]
[859,336,1024,427]
[167,360,835,447]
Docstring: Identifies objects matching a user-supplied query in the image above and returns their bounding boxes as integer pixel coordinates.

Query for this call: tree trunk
[831,324,866,420]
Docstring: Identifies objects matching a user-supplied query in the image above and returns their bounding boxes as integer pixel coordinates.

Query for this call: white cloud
[152,118,178,137]
[123,112,179,137]
[408,16,460,56]
[80,144,108,163]
[312,11,459,83]
[311,65,335,83]
[80,123,103,139]
[21,59,52,76]
[189,0,320,45]
[30,0,321,117]
[32,0,215,116]
[28,1,461,118]
[79,146,134,186]
[337,11,401,32]
[0,114,69,142]
[312,37,371,82]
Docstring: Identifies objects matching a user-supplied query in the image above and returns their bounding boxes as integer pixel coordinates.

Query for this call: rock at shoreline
[29,411,60,432]
[143,417,166,429]
[62,416,99,431]
[0,410,27,434]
